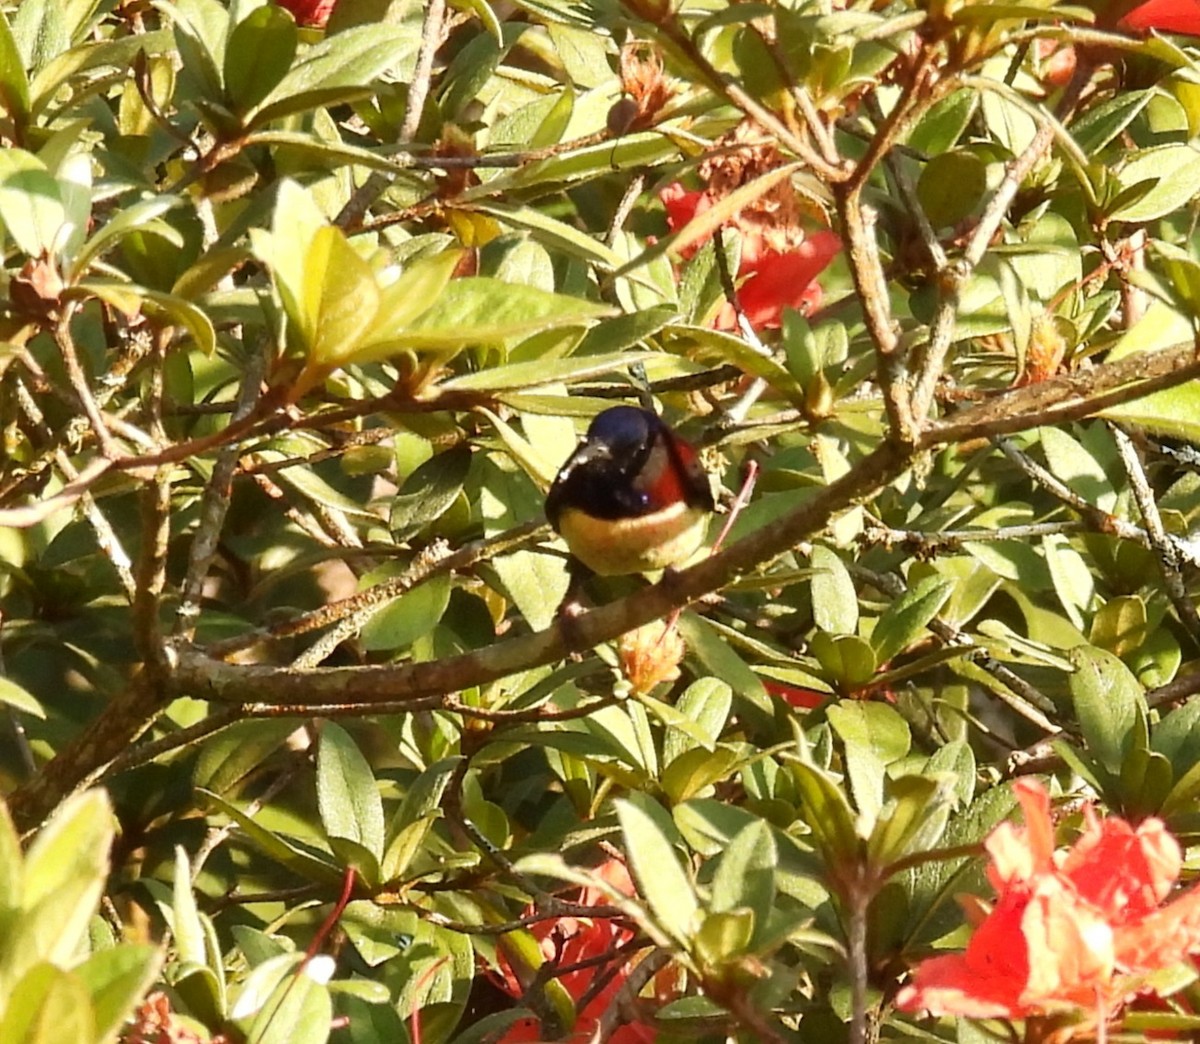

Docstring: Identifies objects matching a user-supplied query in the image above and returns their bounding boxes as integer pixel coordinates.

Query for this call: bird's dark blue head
[546,405,712,529]
[584,406,659,454]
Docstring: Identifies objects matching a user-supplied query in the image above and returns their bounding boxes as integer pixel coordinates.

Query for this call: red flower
[661,182,840,331]
[1121,0,1200,34]
[897,779,1200,1031]
[275,0,336,28]
[760,678,827,710]
[495,859,662,1043]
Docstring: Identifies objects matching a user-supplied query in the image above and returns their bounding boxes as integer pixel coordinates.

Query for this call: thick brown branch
[169,441,909,706]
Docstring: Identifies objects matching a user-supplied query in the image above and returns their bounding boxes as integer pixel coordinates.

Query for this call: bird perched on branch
[546,406,715,576]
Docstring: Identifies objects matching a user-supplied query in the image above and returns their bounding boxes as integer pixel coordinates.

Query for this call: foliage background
[4,0,1200,1039]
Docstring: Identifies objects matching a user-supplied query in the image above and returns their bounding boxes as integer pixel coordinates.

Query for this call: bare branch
[1111,424,1200,646]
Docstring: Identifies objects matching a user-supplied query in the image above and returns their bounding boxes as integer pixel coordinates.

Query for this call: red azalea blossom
[661,183,840,331]
[1120,0,1200,34]
[897,779,1200,1032]
[275,0,336,28]
[495,859,663,1043]
[760,678,827,710]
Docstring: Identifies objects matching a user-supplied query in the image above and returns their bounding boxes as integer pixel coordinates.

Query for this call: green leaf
[710,820,776,938]
[67,195,182,281]
[464,200,624,270]
[1162,756,1200,819]
[30,28,174,116]
[366,248,464,349]
[694,909,755,967]
[867,775,951,869]
[75,281,217,356]
[1039,426,1117,512]
[790,760,860,867]
[810,632,877,691]
[1111,144,1200,223]
[1100,379,1200,443]
[616,793,698,944]
[660,745,743,805]
[360,573,452,652]
[224,4,297,115]
[21,790,113,969]
[197,790,344,885]
[0,676,46,718]
[1089,594,1148,659]
[909,88,976,154]
[302,225,381,366]
[0,802,22,917]
[828,700,910,824]
[669,325,808,409]
[171,846,207,967]
[250,24,417,127]
[193,720,298,795]
[0,10,31,126]
[241,955,334,1044]
[493,132,678,191]
[440,349,651,392]
[75,945,162,1044]
[1069,645,1144,777]
[662,678,732,766]
[870,575,955,666]
[673,799,762,858]
[918,150,986,228]
[11,0,70,74]
[1070,89,1153,156]
[1151,697,1200,771]
[163,0,227,104]
[316,722,385,862]
[1043,534,1096,631]
[827,701,911,766]
[390,443,472,538]
[0,149,63,256]
[675,612,772,720]
[810,545,858,636]
[454,0,504,40]
[0,964,94,1044]
[388,278,612,352]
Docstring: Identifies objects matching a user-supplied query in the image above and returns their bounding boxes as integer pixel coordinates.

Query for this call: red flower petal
[660,183,711,261]
[1121,0,1200,33]
[276,0,337,28]
[713,231,841,331]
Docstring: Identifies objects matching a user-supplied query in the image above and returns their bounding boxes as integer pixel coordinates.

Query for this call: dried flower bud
[618,620,685,693]
[619,43,674,130]
[1015,313,1070,387]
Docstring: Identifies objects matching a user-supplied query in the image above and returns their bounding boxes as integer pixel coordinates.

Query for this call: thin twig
[53,301,119,459]
[837,194,916,444]
[1111,424,1200,646]
[175,349,266,637]
[923,340,1200,449]
[862,518,1088,554]
[1148,669,1200,709]
[336,0,447,229]
[9,378,135,595]
[204,520,546,657]
[713,228,770,423]
[652,16,848,183]
[589,950,671,1044]
[849,563,1060,729]
[996,437,1200,569]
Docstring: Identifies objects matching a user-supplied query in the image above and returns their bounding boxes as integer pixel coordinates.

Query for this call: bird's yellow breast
[555,500,710,576]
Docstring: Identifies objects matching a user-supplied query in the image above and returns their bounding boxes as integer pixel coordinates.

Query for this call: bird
[545,405,715,576]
